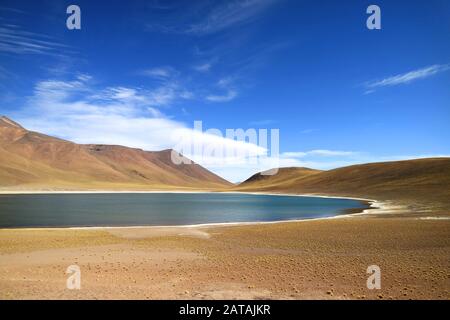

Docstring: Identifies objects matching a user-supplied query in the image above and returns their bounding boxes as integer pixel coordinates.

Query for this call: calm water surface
[0,193,368,228]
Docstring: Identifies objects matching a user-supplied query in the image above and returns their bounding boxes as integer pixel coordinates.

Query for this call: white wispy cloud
[0,24,71,57]
[206,90,238,102]
[365,64,450,92]
[141,66,179,79]
[186,0,277,35]
[217,76,234,88]
[282,150,359,158]
[193,62,212,72]
[14,75,270,181]
[140,66,239,103]
[0,65,16,80]
[0,6,28,15]
[148,0,277,36]
[205,76,239,102]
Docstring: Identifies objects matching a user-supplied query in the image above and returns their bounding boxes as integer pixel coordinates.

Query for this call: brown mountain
[241,167,322,186]
[2,115,449,206]
[235,158,450,206]
[0,116,231,190]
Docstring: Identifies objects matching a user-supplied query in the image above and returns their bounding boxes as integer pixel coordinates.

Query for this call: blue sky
[0,0,449,182]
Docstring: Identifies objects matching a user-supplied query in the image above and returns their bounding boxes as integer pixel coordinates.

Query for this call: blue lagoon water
[0,193,368,228]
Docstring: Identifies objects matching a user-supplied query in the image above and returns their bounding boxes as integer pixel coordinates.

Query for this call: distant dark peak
[85,144,139,152]
[86,144,110,152]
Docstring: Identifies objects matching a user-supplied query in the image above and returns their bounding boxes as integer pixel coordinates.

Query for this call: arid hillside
[0,116,231,190]
[2,115,449,208]
[235,158,450,208]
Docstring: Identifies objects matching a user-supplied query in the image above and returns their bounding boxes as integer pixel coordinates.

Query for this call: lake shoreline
[0,189,375,201]
[0,191,377,230]
[1,190,447,300]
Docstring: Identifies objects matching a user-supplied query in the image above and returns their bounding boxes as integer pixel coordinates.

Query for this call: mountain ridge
[2,116,449,207]
[0,116,231,190]
[234,158,450,206]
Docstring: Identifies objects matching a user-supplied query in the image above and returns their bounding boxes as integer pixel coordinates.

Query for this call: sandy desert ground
[0,206,449,300]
